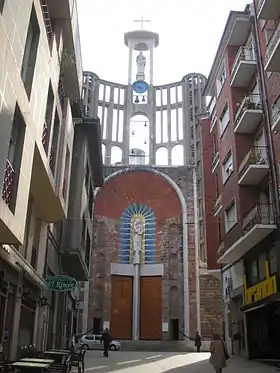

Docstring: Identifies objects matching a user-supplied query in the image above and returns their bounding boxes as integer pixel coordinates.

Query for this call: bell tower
[123,18,159,164]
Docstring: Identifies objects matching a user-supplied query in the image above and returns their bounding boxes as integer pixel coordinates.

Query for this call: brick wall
[89,166,222,339]
[200,274,223,339]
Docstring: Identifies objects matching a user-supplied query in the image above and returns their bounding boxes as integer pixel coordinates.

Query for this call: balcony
[42,122,49,154]
[257,0,280,20]
[62,248,90,281]
[234,94,263,134]
[47,0,83,101]
[1,160,15,207]
[265,21,280,72]
[271,103,280,132]
[238,146,269,185]
[214,194,222,216]
[231,47,257,88]
[218,203,276,264]
[212,152,220,173]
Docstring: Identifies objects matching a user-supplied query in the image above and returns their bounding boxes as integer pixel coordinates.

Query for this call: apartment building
[204,2,280,360]
[0,0,103,359]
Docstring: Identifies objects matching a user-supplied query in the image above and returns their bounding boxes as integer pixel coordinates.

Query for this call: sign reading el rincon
[45,275,77,292]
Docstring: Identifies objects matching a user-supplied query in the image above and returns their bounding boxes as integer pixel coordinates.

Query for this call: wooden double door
[110,275,162,340]
[140,276,162,340]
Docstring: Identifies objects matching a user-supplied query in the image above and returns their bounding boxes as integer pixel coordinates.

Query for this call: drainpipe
[249,3,280,225]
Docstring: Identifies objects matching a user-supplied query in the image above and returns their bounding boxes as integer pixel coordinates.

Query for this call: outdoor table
[12,361,50,372]
[20,358,54,364]
[43,351,70,366]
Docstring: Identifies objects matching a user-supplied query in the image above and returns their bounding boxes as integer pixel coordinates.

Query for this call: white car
[78,334,121,351]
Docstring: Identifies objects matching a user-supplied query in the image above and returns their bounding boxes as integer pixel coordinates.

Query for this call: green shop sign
[45,275,77,292]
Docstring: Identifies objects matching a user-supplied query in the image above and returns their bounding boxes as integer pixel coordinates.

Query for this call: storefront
[0,257,18,360]
[242,259,280,359]
[18,279,39,347]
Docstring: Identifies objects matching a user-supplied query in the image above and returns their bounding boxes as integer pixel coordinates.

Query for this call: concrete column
[128,45,133,84]
[132,264,140,340]
[82,282,89,334]
[150,48,154,85]
[10,274,23,360]
[51,292,58,349]
[32,305,39,345]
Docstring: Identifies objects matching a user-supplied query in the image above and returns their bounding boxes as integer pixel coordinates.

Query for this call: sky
[77,0,250,85]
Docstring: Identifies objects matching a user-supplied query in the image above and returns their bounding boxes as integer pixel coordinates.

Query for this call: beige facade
[0,0,86,359]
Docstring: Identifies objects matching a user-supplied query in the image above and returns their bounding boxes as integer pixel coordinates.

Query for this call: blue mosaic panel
[119,203,156,264]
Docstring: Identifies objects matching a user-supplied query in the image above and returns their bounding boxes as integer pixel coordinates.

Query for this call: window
[219,104,230,135]
[21,6,40,98]
[216,60,227,96]
[258,252,267,281]
[3,105,26,213]
[269,247,277,275]
[222,151,233,183]
[215,173,219,198]
[247,259,258,285]
[88,183,93,217]
[224,200,237,233]
[49,112,60,175]
[218,217,222,243]
[85,335,94,340]
[62,147,70,199]
[43,83,54,154]
[85,231,91,269]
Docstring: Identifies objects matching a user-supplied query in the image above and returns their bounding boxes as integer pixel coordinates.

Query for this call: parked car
[78,334,121,351]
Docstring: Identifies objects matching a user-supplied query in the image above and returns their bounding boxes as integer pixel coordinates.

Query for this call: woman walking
[209,333,229,373]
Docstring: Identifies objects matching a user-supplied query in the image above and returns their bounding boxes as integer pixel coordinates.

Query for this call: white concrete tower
[123,18,159,164]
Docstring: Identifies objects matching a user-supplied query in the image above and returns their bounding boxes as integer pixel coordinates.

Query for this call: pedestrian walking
[209,333,229,373]
[195,331,202,352]
[100,328,111,357]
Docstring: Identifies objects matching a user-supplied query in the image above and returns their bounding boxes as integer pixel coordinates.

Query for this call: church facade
[83,25,223,342]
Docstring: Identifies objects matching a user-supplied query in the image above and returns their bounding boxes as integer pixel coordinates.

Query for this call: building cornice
[204,10,249,97]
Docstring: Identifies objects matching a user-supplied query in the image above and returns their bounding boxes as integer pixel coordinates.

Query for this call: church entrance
[140,277,162,340]
[110,276,133,339]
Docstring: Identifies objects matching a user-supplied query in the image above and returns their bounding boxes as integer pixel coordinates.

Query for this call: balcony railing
[242,203,274,233]
[272,103,280,131]
[217,203,275,263]
[238,146,269,181]
[2,160,15,206]
[231,47,255,77]
[265,21,280,71]
[257,0,280,20]
[42,122,49,154]
[40,0,53,45]
[213,194,222,216]
[235,94,263,132]
[212,152,219,171]
[58,76,65,108]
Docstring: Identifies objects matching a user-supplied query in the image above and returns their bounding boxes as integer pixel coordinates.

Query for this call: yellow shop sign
[244,261,277,305]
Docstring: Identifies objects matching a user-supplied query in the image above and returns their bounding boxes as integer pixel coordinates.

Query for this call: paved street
[75,350,280,373]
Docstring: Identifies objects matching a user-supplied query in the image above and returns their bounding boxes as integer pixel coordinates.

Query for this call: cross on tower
[133,16,151,29]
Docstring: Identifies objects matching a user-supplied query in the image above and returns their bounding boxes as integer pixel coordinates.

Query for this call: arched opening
[129,114,149,165]
[171,145,184,166]
[111,146,122,164]
[156,147,168,166]
[101,144,106,164]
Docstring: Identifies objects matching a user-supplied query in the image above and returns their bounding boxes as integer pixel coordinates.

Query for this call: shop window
[247,259,258,285]
[258,252,267,281]
[269,247,277,274]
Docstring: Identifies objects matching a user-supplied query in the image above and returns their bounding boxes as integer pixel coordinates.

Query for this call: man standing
[195,331,202,352]
[101,328,111,357]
